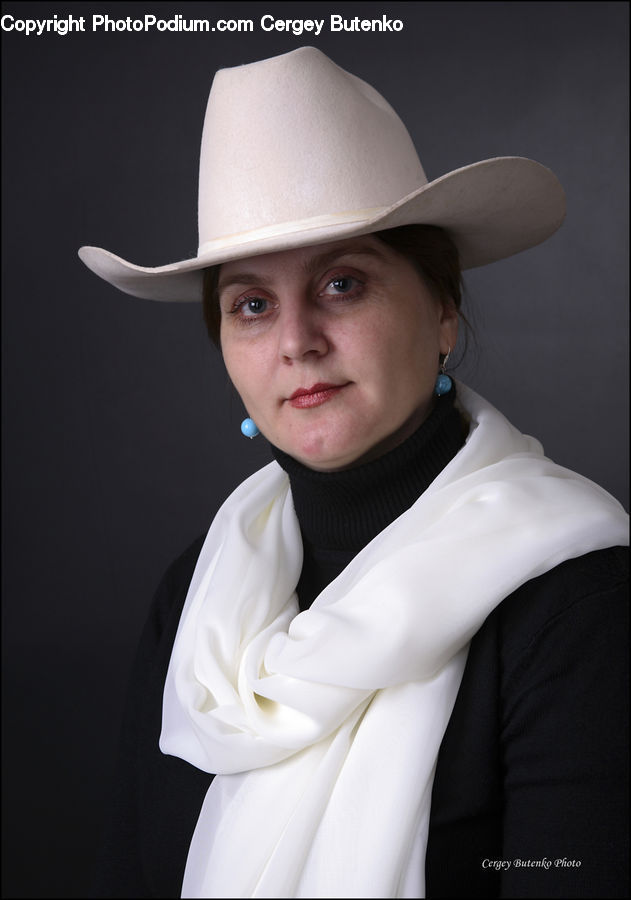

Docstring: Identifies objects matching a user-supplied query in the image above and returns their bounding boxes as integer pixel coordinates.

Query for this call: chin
[286,433,372,472]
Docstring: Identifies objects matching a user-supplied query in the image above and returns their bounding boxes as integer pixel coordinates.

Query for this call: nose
[277,299,329,363]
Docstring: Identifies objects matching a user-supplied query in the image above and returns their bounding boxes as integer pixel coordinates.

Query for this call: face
[218,235,458,471]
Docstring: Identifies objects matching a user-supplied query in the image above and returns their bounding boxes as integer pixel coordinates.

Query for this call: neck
[271,388,466,608]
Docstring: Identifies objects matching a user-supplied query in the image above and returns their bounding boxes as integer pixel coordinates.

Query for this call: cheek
[339,311,400,367]
[221,342,262,405]
[375,316,440,383]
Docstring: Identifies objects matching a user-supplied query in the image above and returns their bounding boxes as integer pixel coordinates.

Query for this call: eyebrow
[217,242,388,294]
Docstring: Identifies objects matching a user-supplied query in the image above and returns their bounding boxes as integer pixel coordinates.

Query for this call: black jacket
[92,543,628,898]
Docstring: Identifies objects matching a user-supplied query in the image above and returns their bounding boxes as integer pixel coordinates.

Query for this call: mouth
[288,382,349,409]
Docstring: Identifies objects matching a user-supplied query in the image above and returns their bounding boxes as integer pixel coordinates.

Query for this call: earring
[240,418,260,439]
[434,347,453,396]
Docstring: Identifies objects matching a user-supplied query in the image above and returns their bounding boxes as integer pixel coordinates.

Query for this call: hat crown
[197,47,427,251]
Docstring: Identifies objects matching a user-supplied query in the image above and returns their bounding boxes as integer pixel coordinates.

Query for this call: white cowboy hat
[78,46,566,302]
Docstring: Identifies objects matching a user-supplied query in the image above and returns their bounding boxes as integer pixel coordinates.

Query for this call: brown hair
[202,224,465,350]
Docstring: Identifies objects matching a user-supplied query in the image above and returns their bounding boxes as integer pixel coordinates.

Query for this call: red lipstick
[288,383,347,409]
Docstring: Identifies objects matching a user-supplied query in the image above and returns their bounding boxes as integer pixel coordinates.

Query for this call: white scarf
[160,384,628,898]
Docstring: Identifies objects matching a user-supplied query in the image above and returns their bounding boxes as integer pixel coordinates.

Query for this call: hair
[202,224,466,352]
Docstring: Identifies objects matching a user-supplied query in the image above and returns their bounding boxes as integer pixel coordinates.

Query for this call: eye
[328,276,355,293]
[227,294,272,320]
[321,275,363,298]
[240,296,268,317]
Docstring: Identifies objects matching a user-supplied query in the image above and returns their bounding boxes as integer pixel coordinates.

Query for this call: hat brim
[78,157,565,302]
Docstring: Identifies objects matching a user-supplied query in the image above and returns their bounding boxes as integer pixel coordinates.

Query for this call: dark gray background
[2,2,628,896]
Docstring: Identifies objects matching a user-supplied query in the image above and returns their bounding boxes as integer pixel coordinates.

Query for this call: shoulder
[135,534,207,661]
[473,545,629,781]
[492,545,628,678]
[464,545,627,671]
[159,534,207,601]
[502,544,627,621]
[453,544,629,743]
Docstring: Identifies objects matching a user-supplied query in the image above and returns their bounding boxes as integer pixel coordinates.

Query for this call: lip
[288,382,348,409]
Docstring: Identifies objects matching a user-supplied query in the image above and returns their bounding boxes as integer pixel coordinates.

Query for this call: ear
[439,299,459,354]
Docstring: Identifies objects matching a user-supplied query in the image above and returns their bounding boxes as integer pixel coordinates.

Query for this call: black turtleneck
[271,388,466,611]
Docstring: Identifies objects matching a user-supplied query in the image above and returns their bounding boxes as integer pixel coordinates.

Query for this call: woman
[80,47,628,898]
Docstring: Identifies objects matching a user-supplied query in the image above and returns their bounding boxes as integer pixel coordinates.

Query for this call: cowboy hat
[78,46,566,302]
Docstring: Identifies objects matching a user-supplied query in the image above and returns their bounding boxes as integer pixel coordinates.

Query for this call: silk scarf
[161,384,628,898]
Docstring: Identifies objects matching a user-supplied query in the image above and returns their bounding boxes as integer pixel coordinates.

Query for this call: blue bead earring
[240,417,260,439]
[434,348,453,396]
